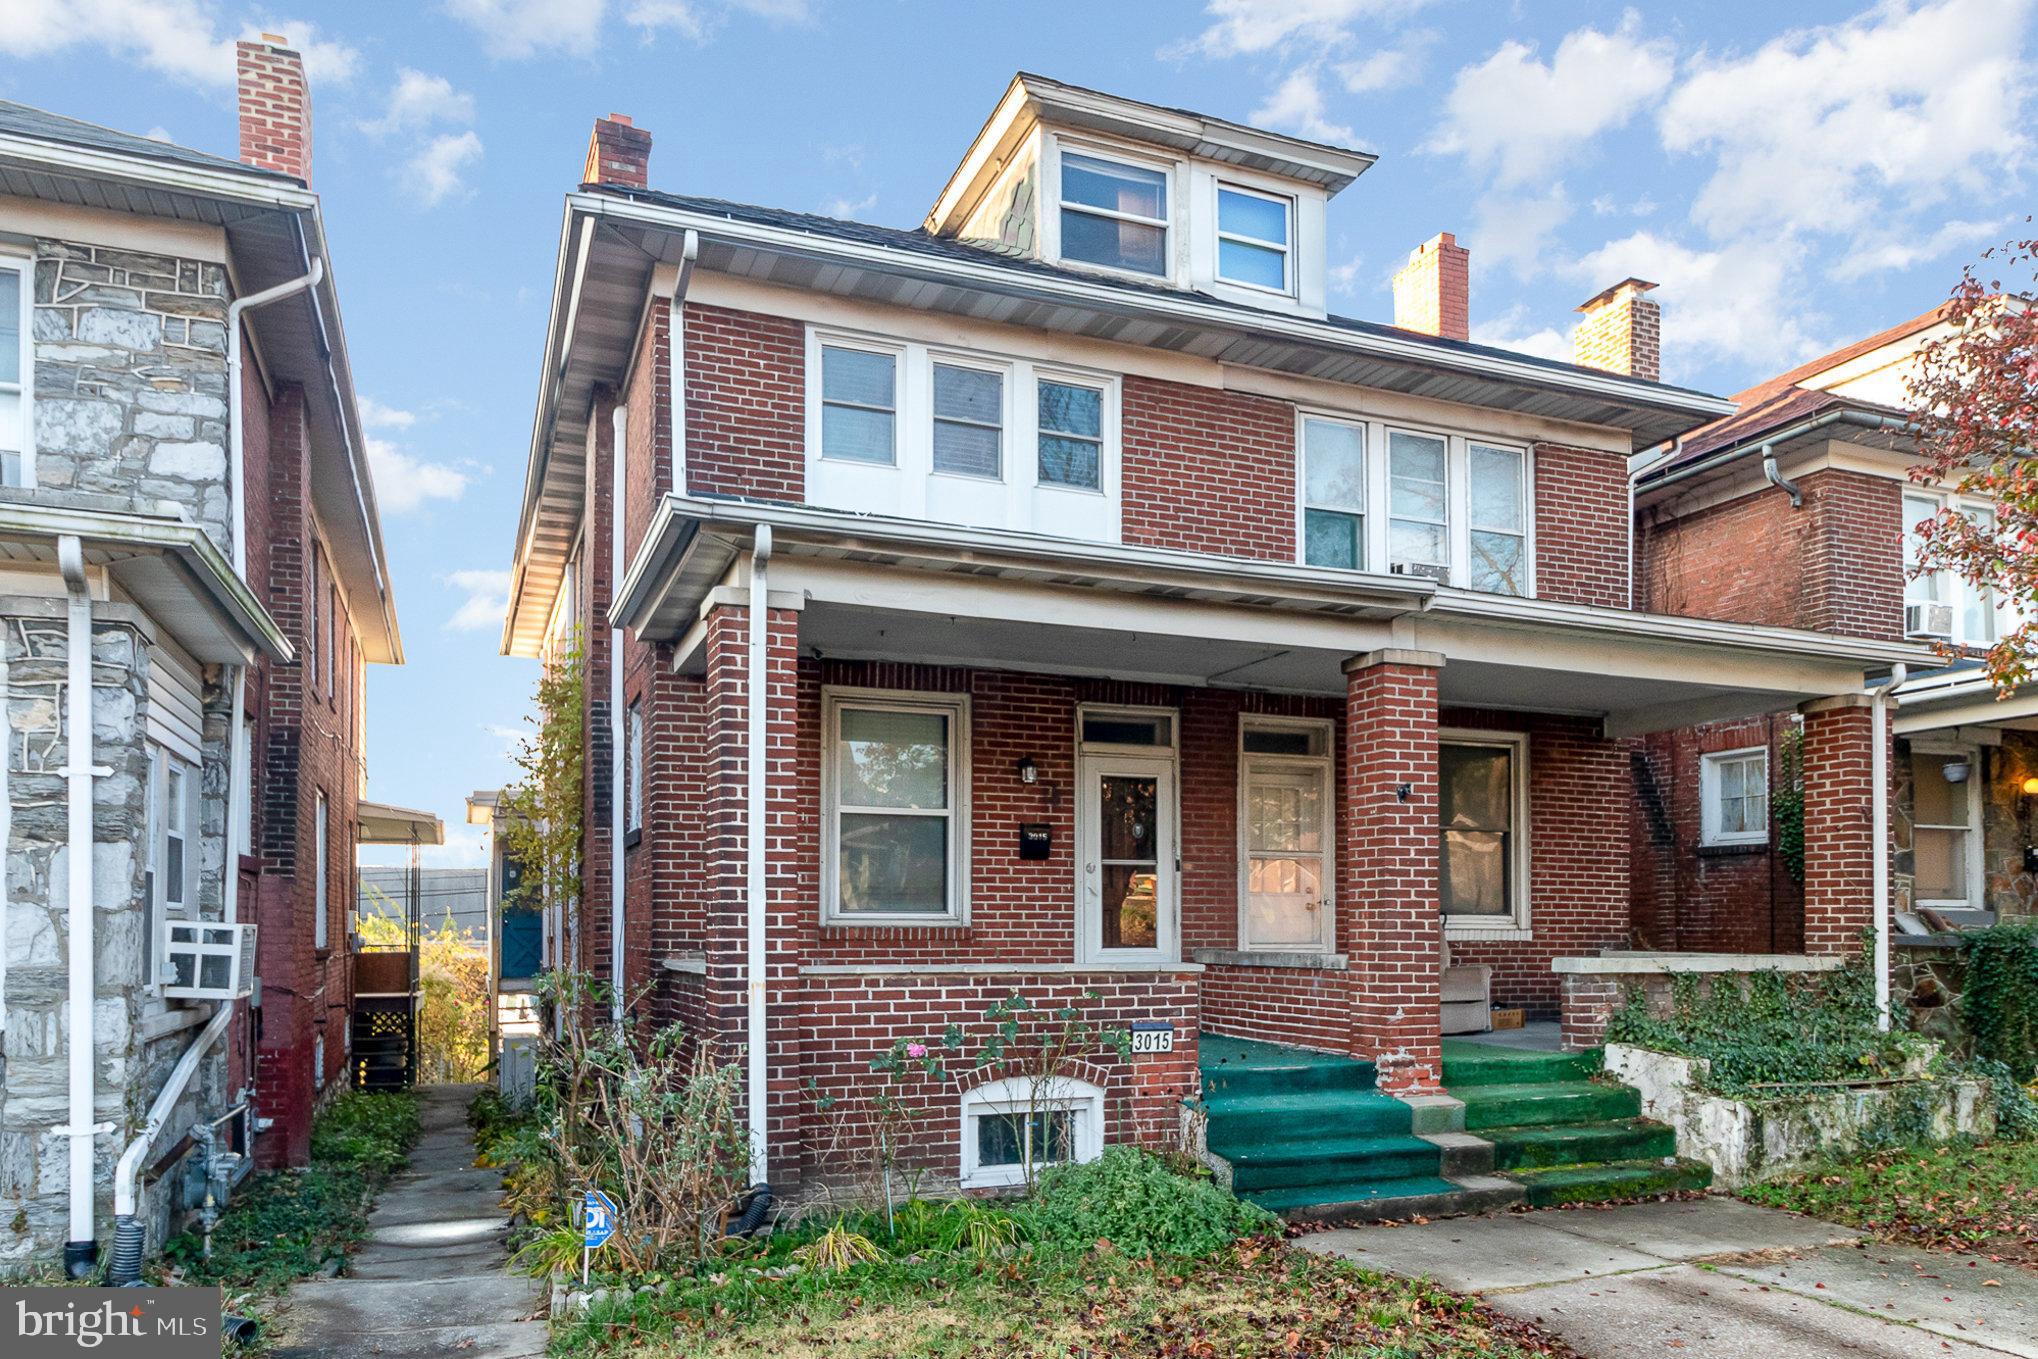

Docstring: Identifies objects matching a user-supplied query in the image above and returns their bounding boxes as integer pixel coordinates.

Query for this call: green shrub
[1016,1147,1276,1259]
[1960,924,2038,1082]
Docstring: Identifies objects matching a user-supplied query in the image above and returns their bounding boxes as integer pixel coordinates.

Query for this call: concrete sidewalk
[271,1084,548,1359]
[1300,1196,2038,1358]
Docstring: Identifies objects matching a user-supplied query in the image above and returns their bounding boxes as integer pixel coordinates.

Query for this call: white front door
[1078,754,1178,963]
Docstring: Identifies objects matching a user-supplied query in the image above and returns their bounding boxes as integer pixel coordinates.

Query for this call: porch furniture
[1440,963,1493,1035]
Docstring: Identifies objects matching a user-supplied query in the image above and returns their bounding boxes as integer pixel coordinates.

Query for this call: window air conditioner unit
[1905,601,1955,641]
[163,921,257,1000]
[1391,561,1451,583]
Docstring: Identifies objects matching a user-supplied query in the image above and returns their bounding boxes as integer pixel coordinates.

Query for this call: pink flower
[906,1043,928,1059]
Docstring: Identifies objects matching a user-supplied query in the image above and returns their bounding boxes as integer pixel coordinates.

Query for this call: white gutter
[745,524,772,1184]
[58,536,108,1273]
[609,402,627,1028]
[227,257,324,575]
[1872,662,1904,1032]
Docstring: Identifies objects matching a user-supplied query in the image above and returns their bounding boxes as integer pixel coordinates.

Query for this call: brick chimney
[1391,232,1470,342]
[584,114,652,189]
[236,33,311,183]
[1573,278,1661,381]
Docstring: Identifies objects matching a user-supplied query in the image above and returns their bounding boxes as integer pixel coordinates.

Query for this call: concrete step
[270,1320,549,1359]
[1201,1088,1414,1142]
[1487,1119,1678,1171]
[1200,1036,1380,1099]
[1510,1157,1714,1208]
[1440,1043,1602,1088]
[363,1216,514,1250]
[1223,1133,1445,1192]
[1256,1173,1526,1224]
[1458,1080,1640,1130]
[347,1243,514,1281]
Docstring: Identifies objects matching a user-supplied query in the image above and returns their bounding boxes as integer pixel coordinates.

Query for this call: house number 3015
[1129,1022,1174,1054]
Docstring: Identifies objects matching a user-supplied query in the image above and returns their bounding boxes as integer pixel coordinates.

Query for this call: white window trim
[0,251,32,489]
[1908,737,1986,913]
[1699,745,1770,848]
[1236,716,1335,953]
[1076,701,1178,754]
[820,686,971,926]
[959,1075,1105,1189]
[1213,182,1294,298]
[1295,410,1366,573]
[1048,135,1178,284]
[625,699,644,835]
[1905,491,2004,647]
[145,746,199,991]
[314,790,329,952]
[1074,704,1180,964]
[803,325,1124,529]
[1294,411,1535,596]
[1439,728,1531,940]
[814,335,904,467]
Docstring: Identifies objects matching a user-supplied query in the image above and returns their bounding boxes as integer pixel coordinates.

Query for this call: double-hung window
[819,343,898,465]
[1388,431,1449,577]
[1700,747,1768,847]
[1905,492,1999,646]
[1438,731,1528,932]
[1301,415,1366,569]
[314,791,329,951]
[1037,378,1104,491]
[145,749,197,985]
[1468,444,1527,596]
[1216,185,1291,293]
[823,689,968,922]
[0,255,27,488]
[1058,150,1169,277]
[1911,746,1983,914]
[625,699,644,836]
[932,363,1003,479]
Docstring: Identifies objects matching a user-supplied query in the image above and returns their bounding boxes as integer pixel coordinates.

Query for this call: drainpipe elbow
[1761,447,1804,509]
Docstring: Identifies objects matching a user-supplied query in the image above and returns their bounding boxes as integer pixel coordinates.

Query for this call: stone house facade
[502,77,1926,1203]
[0,36,401,1275]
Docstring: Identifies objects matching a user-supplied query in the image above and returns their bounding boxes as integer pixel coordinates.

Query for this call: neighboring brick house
[1633,302,2038,949]
[0,36,403,1276]
[501,75,1926,1212]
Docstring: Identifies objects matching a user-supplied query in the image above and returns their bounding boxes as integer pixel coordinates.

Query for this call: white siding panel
[147,638,203,764]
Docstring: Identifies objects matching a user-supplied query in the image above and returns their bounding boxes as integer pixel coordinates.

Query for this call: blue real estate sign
[583,1188,619,1250]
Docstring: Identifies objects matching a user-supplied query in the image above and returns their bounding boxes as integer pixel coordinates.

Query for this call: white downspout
[609,403,627,1027]
[59,536,107,1274]
[227,258,324,576]
[745,525,772,1184]
[1872,663,1904,1032]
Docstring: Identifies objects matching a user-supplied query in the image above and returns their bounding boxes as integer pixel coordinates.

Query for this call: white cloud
[358,396,418,430]
[1661,0,2034,244]
[1251,67,1359,146]
[1171,0,1429,60]
[445,569,512,633]
[443,0,607,58]
[824,191,878,221]
[1569,230,1828,376]
[1468,185,1571,279]
[1335,32,1433,93]
[1428,14,1674,185]
[144,125,174,142]
[0,3,357,88]
[1828,218,2011,282]
[1329,253,1365,298]
[407,131,484,207]
[624,0,708,38]
[1470,305,1572,364]
[368,436,469,513]
[360,68,475,136]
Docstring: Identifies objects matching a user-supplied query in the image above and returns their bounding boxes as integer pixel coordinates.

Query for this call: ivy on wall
[1772,724,1805,884]
[1960,924,2038,1082]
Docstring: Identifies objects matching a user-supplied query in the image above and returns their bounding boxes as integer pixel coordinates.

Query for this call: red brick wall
[1120,377,1295,561]
[580,388,619,1006]
[682,304,804,502]
[1533,442,1629,608]
[1802,697,1882,956]
[1443,710,1632,1017]
[623,300,673,565]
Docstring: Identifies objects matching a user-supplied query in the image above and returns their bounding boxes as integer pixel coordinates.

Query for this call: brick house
[0,37,403,1275]
[1634,302,2036,953]
[501,76,1927,1214]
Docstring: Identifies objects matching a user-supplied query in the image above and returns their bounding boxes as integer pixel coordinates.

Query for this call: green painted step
[1201,1035,1378,1099]
[1440,1040,1602,1088]
[1457,1080,1640,1131]
[1485,1119,1677,1171]
[1243,1174,1463,1216]
[1223,1134,1446,1192]
[1510,1157,1713,1208]
[1203,1088,1415,1143]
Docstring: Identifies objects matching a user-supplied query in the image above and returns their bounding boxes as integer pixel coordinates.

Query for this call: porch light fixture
[2022,775,2038,797]
[1943,760,1971,784]
[1017,756,1039,785]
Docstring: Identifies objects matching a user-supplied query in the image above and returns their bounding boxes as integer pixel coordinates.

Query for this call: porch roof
[615,494,1933,737]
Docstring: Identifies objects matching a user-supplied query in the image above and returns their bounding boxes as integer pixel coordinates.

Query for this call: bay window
[1438,731,1528,933]
[1058,150,1169,277]
[0,255,27,487]
[1239,719,1333,952]
[1216,185,1291,293]
[1300,416,1365,569]
[823,689,969,923]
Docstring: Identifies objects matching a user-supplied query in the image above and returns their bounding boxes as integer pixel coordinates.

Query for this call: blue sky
[1,0,2030,864]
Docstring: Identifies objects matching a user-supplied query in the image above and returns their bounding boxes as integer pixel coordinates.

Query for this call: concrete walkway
[272,1084,548,1359]
[1300,1196,2038,1358]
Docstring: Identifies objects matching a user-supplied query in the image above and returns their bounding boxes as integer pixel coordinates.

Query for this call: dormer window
[1216,185,1291,294]
[1058,151,1168,277]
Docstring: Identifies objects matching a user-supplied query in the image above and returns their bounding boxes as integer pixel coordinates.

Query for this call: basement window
[959,1076,1104,1188]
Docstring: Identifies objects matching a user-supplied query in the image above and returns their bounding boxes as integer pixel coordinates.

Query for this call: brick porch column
[701,596,804,1188]
[1800,694,1883,956]
[1341,649,1444,1093]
